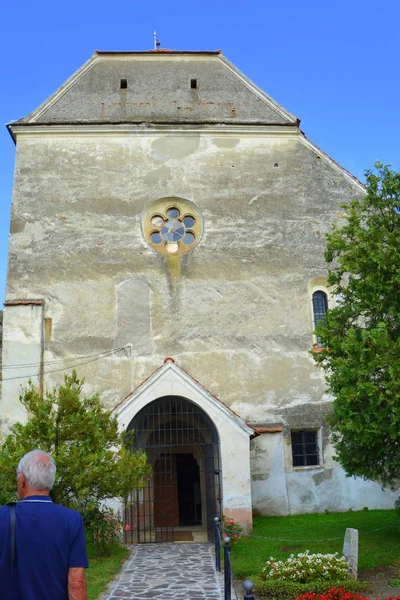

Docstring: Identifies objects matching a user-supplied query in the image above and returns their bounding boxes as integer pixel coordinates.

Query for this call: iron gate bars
[124,395,221,544]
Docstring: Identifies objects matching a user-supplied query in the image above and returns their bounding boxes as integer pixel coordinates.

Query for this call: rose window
[144,202,202,255]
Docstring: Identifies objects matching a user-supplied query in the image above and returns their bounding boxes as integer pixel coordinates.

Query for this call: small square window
[291,430,319,467]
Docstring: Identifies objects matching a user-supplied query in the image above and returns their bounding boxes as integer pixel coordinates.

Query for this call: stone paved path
[101,543,223,600]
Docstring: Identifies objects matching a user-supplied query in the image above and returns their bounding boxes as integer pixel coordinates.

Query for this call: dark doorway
[176,453,201,526]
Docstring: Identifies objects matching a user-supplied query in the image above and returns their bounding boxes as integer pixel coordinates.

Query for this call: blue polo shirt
[0,495,89,600]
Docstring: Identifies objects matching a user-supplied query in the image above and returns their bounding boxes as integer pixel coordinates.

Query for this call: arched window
[312,291,328,348]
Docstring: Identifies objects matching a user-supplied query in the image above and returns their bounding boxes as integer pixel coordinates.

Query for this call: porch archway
[124,395,221,543]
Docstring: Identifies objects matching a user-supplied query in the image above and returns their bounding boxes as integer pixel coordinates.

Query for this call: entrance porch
[113,358,254,541]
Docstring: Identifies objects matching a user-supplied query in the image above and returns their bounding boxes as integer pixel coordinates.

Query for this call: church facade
[1,50,397,541]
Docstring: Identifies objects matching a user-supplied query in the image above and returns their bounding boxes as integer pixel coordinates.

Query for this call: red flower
[295,588,400,600]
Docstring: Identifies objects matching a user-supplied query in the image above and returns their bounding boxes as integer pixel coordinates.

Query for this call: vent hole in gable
[120,79,128,89]
[190,79,198,90]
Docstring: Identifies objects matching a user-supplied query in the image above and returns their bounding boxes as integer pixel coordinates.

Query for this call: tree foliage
[0,372,151,505]
[314,162,400,488]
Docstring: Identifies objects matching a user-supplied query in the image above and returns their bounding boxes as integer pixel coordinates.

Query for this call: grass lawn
[86,544,130,600]
[231,509,400,581]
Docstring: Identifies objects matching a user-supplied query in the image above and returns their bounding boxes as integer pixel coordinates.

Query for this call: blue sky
[1,0,399,303]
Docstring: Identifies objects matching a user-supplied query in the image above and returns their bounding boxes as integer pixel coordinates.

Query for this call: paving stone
[100,543,223,600]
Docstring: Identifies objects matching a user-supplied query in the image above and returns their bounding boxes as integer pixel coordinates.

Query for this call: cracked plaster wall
[3,129,396,513]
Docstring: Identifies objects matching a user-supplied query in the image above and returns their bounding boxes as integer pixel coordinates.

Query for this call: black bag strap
[8,503,16,600]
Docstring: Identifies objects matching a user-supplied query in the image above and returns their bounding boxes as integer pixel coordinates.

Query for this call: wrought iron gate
[124,396,221,543]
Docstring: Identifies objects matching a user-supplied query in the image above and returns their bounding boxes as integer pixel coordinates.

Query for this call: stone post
[342,527,358,579]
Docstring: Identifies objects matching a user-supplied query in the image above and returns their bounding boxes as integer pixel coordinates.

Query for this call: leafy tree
[0,372,151,506]
[314,162,400,488]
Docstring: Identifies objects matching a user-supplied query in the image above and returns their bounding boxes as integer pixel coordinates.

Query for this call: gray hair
[17,450,56,491]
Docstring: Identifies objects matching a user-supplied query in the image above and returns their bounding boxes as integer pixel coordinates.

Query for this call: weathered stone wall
[1,302,43,432]
[6,130,350,405]
[3,127,397,513]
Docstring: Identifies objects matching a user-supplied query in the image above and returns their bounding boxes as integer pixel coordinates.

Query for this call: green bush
[0,490,18,506]
[81,501,122,557]
[0,372,151,508]
[252,577,371,600]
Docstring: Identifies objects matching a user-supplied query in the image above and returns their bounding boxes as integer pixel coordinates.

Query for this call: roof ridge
[95,50,223,55]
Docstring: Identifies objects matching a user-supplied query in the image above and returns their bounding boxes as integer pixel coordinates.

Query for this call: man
[0,449,88,600]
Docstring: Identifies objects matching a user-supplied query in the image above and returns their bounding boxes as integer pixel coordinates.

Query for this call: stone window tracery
[143,198,202,256]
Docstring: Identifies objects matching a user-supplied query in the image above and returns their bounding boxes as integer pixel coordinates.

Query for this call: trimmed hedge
[252,578,371,600]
